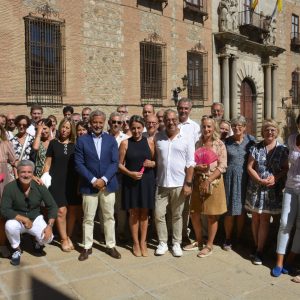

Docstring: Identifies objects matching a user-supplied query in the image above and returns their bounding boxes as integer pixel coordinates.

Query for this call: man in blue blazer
[75,110,121,260]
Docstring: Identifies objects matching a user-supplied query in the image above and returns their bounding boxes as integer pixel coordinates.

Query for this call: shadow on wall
[282,108,299,143]
[31,277,73,300]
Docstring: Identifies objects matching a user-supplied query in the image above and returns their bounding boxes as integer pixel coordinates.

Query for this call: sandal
[292,276,300,283]
[197,245,213,258]
[61,239,72,252]
[183,242,199,251]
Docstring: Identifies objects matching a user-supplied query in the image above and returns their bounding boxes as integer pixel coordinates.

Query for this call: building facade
[0,0,300,136]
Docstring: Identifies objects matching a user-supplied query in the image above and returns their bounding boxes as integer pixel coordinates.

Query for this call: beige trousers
[155,186,185,244]
[82,191,116,249]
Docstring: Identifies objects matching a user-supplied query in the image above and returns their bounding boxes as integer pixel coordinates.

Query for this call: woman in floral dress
[245,119,289,265]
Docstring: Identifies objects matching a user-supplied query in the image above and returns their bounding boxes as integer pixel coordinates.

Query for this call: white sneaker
[172,243,183,257]
[155,242,168,256]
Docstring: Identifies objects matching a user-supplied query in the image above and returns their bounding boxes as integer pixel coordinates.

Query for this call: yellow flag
[277,0,282,12]
[251,0,259,10]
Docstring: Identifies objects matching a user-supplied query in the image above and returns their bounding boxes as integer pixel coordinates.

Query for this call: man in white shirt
[143,115,158,141]
[177,98,200,243]
[108,112,129,241]
[154,109,195,257]
[27,105,43,137]
[177,98,200,144]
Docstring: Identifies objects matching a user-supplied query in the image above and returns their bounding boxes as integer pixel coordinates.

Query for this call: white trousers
[5,215,53,249]
[82,191,116,249]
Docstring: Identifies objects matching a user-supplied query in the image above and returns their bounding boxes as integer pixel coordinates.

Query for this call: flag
[251,0,259,10]
[277,0,282,12]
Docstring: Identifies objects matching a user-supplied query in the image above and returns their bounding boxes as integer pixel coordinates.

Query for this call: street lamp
[172,75,189,105]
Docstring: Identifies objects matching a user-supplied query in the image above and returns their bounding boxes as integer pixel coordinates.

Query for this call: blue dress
[245,141,289,214]
[224,134,256,216]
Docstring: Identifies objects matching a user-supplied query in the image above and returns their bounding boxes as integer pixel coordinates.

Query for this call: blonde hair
[199,116,220,145]
[58,118,76,143]
[261,118,280,137]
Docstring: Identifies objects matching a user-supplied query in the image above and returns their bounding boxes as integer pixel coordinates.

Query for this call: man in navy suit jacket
[75,110,121,260]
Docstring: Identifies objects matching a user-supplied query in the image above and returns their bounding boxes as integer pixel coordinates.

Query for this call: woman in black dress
[119,115,155,257]
[43,118,77,252]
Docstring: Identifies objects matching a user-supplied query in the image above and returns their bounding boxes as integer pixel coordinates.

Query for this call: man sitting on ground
[1,160,58,266]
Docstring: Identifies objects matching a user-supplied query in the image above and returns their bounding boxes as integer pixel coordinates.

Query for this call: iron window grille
[187,51,208,105]
[140,41,167,106]
[24,15,65,107]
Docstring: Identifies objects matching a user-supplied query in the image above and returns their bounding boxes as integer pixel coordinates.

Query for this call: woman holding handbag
[43,118,77,252]
[185,116,227,258]
[245,119,289,265]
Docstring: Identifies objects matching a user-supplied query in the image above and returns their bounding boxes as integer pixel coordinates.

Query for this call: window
[187,51,208,104]
[24,15,65,106]
[292,14,299,38]
[292,70,300,105]
[184,0,208,14]
[140,41,166,105]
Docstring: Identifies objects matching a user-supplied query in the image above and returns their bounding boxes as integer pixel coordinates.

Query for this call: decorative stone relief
[263,18,277,45]
[218,0,239,33]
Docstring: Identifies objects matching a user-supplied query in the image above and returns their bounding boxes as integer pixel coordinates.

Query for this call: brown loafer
[106,247,121,259]
[78,248,92,261]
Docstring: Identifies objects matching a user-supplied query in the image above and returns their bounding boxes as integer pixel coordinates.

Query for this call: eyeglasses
[232,124,244,129]
[18,123,28,127]
[118,110,127,113]
[111,120,122,125]
[264,128,276,133]
[147,122,157,125]
[7,119,15,122]
[123,120,130,124]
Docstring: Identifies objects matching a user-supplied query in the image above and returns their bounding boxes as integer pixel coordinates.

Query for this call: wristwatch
[185,181,192,187]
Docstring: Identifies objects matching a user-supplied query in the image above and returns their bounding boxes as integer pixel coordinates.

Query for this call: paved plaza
[0,234,299,300]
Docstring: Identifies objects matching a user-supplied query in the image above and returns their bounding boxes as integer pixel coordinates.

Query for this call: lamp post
[172,75,188,105]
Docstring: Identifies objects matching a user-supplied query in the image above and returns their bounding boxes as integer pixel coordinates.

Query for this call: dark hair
[37,118,52,128]
[296,114,300,126]
[76,121,89,131]
[129,115,145,128]
[30,104,43,114]
[63,106,74,114]
[15,115,31,127]
[48,115,57,124]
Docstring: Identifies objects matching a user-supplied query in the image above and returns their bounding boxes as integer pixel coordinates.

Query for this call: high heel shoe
[61,239,72,252]
[68,237,75,250]
[140,242,148,257]
[132,243,141,257]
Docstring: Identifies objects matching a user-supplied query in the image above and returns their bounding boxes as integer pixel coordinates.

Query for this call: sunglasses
[111,120,122,125]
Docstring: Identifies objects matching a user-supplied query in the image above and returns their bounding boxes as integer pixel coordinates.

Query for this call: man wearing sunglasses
[108,112,129,242]
[108,112,129,147]
[1,160,58,266]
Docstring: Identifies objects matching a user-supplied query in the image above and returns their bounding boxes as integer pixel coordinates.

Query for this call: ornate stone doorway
[240,78,256,135]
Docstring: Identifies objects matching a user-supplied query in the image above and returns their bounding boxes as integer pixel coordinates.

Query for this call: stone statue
[218,0,231,32]
[230,0,239,32]
[264,18,277,45]
[218,0,239,32]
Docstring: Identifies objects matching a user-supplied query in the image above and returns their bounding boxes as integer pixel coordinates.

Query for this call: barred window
[140,42,166,105]
[292,70,300,105]
[24,16,65,107]
[187,51,208,104]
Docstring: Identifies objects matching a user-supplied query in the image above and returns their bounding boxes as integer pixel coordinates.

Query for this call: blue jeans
[276,188,300,254]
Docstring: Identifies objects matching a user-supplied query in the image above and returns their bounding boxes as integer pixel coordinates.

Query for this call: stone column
[271,64,278,119]
[230,55,238,119]
[263,64,272,118]
[221,55,230,119]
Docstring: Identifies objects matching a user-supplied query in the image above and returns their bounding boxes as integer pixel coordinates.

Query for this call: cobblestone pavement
[0,235,299,300]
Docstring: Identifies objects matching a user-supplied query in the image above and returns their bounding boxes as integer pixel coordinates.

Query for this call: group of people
[0,100,299,283]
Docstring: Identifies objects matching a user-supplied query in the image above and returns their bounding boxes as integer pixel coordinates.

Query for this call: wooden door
[240,79,254,135]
